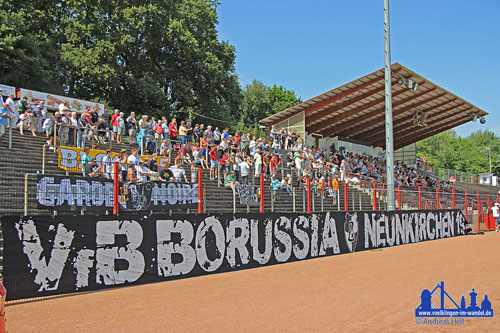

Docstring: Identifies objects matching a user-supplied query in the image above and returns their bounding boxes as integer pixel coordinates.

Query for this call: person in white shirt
[6,93,18,126]
[101,150,114,180]
[135,160,151,182]
[254,150,262,177]
[169,159,189,183]
[492,202,500,232]
[127,148,139,166]
[238,157,251,185]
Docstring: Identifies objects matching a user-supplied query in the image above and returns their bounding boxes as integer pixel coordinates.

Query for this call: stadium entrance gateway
[2,210,468,300]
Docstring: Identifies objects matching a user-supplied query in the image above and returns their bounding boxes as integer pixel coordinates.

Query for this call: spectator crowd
[0,93,451,202]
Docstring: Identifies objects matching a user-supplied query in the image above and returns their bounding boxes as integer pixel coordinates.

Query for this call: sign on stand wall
[1,210,469,301]
[36,175,198,212]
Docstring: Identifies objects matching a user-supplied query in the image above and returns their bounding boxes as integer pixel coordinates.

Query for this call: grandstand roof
[260,63,488,150]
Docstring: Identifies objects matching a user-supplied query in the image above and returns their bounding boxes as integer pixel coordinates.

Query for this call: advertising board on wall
[1,210,469,300]
[19,88,106,114]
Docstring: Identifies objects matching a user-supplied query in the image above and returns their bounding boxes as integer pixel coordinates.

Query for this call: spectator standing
[270,175,281,201]
[68,112,78,145]
[213,127,221,145]
[127,163,138,182]
[0,103,11,137]
[169,159,189,183]
[178,121,188,145]
[101,150,114,179]
[102,108,112,141]
[185,120,193,143]
[81,148,91,176]
[110,109,119,142]
[209,145,217,180]
[238,156,251,185]
[169,118,178,141]
[126,112,137,144]
[161,117,169,140]
[117,112,126,143]
[6,93,18,126]
[30,100,44,133]
[193,124,201,143]
[492,202,500,232]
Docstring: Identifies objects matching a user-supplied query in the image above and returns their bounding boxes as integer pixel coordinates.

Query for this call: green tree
[240,80,270,125]
[417,129,500,175]
[267,84,301,115]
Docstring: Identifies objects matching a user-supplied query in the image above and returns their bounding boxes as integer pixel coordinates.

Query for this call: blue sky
[217,0,500,137]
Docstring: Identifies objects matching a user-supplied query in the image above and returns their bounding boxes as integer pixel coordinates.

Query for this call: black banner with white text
[1,210,469,300]
[36,175,198,212]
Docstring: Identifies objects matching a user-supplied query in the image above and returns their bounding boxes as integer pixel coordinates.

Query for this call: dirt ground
[6,231,500,332]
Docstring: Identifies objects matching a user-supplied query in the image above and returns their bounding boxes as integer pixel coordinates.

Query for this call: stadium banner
[19,88,106,114]
[57,146,169,172]
[1,210,468,300]
[236,184,259,206]
[36,175,198,212]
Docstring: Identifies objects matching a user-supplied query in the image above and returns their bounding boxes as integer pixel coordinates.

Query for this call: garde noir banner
[1,210,468,300]
[36,175,198,211]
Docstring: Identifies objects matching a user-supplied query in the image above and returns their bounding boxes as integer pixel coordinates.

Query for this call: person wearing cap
[135,159,151,182]
[492,202,500,232]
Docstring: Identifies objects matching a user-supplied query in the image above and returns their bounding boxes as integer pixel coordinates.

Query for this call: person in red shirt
[209,146,217,180]
[169,118,178,141]
[110,109,119,141]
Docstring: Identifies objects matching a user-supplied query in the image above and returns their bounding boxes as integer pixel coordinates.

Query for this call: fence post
[307,176,311,214]
[42,144,46,174]
[24,173,29,216]
[436,188,439,210]
[373,181,377,210]
[233,190,236,213]
[452,189,455,209]
[398,184,401,210]
[418,186,422,210]
[270,187,274,212]
[470,176,473,184]
[260,173,264,213]
[487,192,491,230]
[113,161,119,215]
[344,182,348,212]
[198,168,203,214]
[465,190,468,222]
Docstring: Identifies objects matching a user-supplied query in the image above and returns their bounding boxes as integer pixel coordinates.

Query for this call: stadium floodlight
[469,112,478,122]
[396,77,418,91]
[480,117,486,124]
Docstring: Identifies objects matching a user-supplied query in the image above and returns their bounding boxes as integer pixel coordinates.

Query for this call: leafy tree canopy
[417,129,500,175]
